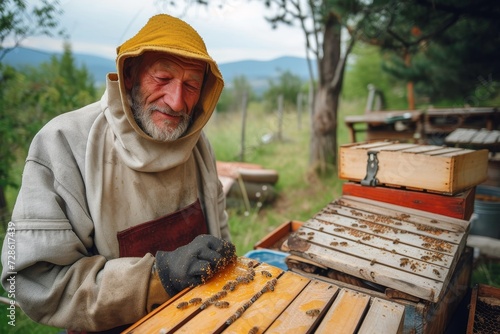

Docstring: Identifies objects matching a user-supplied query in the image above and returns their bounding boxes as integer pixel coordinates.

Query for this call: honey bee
[253,290,263,300]
[237,275,251,284]
[219,290,229,298]
[340,241,348,246]
[199,300,211,310]
[176,301,189,309]
[433,269,441,277]
[230,306,245,319]
[306,308,321,317]
[307,231,315,235]
[248,326,259,334]
[266,279,277,291]
[247,260,255,268]
[223,281,236,291]
[261,270,272,278]
[215,301,230,308]
[189,297,202,305]
[226,314,238,325]
[400,257,409,267]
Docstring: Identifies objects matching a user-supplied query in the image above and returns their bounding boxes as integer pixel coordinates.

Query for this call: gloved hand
[155,234,236,296]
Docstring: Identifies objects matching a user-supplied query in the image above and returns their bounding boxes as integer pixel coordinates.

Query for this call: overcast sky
[21,0,306,64]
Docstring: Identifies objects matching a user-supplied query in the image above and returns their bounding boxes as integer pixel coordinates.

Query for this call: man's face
[126,52,206,141]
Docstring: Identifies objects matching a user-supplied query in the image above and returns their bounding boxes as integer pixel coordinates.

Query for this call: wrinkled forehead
[140,52,207,73]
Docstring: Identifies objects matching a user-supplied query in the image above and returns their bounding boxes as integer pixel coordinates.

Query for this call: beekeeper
[1,14,235,333]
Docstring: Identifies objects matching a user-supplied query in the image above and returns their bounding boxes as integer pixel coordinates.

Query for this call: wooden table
[344,110,423,143]
[425,107,499,134]
[123,258,405,334]
[445,128,500,154]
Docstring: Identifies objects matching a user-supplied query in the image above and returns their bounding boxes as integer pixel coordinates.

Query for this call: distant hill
[2,47,316,93]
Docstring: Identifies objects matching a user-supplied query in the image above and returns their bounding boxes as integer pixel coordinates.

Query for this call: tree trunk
[405,52,415,110]
[309,13,342,173]
[310,87,339,172]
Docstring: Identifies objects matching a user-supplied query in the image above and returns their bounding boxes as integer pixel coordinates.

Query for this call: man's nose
[163,81,185,113]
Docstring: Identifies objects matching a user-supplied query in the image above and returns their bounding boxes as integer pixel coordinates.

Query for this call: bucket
[470,185,500,239]
[243,249,289,271]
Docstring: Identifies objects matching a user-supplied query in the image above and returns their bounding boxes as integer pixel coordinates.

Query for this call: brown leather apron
[68,199,207,334]
[117,198,208,257]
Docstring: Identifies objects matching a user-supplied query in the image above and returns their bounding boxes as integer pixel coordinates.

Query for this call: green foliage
[0,0,65,61]
[342,43,407,110]
[216,75,255,113]
[263,70,304,112]
[360,0,500,105]
[0,43,98,191]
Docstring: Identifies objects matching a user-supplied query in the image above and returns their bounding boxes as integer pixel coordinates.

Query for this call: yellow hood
[116,14,224,141]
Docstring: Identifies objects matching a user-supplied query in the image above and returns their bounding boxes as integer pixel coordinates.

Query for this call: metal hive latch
[361,151,379,186]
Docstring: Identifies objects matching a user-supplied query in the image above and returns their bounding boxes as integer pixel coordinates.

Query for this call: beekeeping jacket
[0,14,228,332]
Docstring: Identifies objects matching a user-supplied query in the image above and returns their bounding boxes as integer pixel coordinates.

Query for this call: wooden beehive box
[124,257,405,334]
[339,141,489,194]
[254,220,304,250]
[283,195,470,304]
[341,182,476,220]
[286,247,473,334]
[467,284,500,334]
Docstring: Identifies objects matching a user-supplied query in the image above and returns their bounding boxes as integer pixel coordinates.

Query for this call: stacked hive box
[258,141,489,334]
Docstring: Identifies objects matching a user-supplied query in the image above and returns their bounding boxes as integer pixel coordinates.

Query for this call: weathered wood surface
[339,141,489,194]
[283,196,469,303]
[124,258,404,334]
[288,247,473,334]
[341,182,475,220]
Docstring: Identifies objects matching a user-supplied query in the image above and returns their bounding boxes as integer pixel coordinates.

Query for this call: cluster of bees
[174,260,278,333]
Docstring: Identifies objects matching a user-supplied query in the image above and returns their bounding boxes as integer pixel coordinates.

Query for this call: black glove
[155,234,236,296]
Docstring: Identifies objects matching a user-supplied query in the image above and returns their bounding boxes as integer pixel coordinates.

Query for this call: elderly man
[1,14,235,333]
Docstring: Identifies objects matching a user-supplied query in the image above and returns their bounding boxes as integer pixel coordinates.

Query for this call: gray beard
[128,84,191,142]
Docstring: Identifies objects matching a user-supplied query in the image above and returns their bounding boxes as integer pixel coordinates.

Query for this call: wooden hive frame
[123,257,405,334]
[283,195,470,303]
